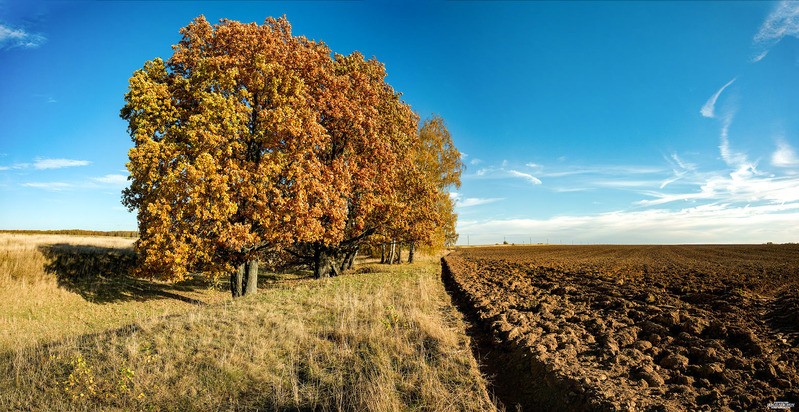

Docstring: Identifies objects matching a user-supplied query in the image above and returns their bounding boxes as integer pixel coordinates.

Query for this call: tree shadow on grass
[39,243,209,305]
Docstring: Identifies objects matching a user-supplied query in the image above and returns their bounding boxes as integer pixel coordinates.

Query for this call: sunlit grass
[0,234,228,351]
[0,234,495,411]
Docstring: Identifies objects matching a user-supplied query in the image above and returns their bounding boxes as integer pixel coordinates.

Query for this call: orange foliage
[121,16,461,281]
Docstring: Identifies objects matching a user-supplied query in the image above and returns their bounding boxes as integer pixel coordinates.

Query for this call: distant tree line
[0,230,138,238]
[120,16,462,297]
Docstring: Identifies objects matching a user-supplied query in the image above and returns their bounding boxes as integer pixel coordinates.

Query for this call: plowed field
[443,245,799,411]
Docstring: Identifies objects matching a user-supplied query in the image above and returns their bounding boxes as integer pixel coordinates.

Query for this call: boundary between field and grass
[440,256,598,412]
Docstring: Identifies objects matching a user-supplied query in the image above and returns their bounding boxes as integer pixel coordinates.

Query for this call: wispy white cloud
[473,161,670,192]
[659,153,697,189]
[553,187,592,193]
[752,50,769,63]
[463,140,799,244]
[460,197,504,207]
[538,165,664,178]
[659,175,682,190]
[669,153,696,171]
[0,158,92,171]
[638,156,799,207]
[0,157,92,170]
[0,23,46,49]
[754,1,799,45]
[752,1,799,64]
[450,192,504,208]
[508,170,542,185]
[471,165,543,185]
[470,158,482,165]
[700,78,736,118]
[92,174,128,185]
[636,128,798,209]
[33,158,91,170]
[639,174,799,206]
[772,139,799,167]
[593,179,662,189]
[717,114,752,169]
[21,182,72,191]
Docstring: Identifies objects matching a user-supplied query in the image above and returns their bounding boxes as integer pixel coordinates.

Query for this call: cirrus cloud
[508,170,542,185]
[0,23,46,49]
[92,174,128,185]
[754,1,799,45]
[700,78,736,119]
[450,192,504,208]
[21,182,72,191]
[33,158,92,170]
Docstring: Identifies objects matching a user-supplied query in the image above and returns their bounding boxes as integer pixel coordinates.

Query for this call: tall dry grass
[0,234,497,411]
[0,233,227,351]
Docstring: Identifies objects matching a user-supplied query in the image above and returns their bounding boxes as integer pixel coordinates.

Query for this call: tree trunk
[388,241,395,265]
[380,244,386,264]
[395,243,402,264]
[314,245,340,278]
[245,259,258,295]
[314,245,328,278]
[346,245,358,269]
[339,249,348,273]
[408,242,415,264]
[339,246,358,272]
[230,263,245,298]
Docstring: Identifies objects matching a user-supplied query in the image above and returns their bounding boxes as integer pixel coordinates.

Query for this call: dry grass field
[0,233,228,350]
[0,233,495,411]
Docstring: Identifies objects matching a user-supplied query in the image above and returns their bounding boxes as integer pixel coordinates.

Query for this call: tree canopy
[121,15,462,296]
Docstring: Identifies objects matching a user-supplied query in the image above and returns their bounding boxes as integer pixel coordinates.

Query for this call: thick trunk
[395,243,402,264]
[380,244,386,264]
[408,242,415,264]
[245,259,258,295]
[230,263,245,298]
[314,246,341,278]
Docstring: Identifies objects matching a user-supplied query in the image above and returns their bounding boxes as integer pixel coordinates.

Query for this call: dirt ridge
[442,257,613,411]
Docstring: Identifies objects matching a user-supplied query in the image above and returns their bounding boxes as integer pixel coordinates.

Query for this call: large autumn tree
[121,16,344,296]
[122,15,461,293]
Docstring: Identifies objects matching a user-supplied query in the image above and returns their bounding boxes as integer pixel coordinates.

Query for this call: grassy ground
[0,234,496,411]
[0,234,229,350]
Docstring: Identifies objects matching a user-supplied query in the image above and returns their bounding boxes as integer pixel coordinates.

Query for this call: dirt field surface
[443,245,799,411]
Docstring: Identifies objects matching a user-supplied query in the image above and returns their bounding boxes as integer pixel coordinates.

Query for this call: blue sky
[1,1,798,244]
